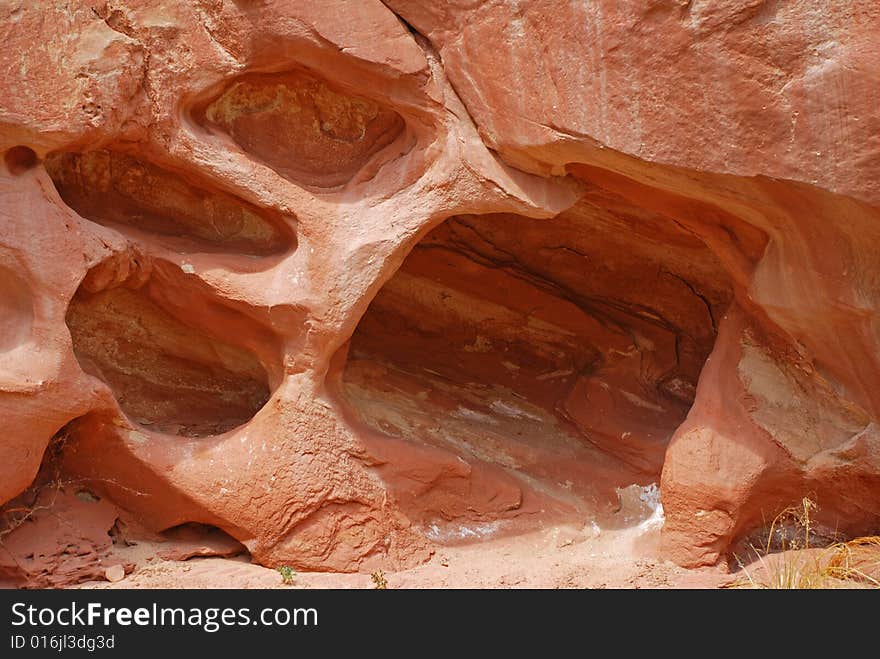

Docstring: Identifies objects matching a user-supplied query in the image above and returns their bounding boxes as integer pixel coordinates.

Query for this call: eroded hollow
[4,146,38,175]
[66,264,271,437]
[159,523,247,560]
[340,194,733,517]
[199,69,405,188]
[45,150,294,256]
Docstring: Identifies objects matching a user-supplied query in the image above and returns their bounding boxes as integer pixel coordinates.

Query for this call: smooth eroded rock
[1,0,879,582]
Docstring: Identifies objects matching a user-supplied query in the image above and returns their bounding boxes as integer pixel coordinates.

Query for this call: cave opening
[338,192,734,525]
[196,68,407,189]
[66,259,274,438]
[4,146,38,175]
[45,149,295,257]
[158,522,248,560]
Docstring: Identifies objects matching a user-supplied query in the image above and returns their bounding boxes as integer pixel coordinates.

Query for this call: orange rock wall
[1,1,879,574]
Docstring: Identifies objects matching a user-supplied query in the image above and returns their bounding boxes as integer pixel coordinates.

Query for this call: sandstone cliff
[1,0,878,583]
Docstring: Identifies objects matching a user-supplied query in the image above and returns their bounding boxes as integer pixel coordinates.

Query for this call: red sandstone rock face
[1,1,879,581]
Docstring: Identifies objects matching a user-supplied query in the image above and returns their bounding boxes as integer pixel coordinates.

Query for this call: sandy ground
[75,517,733,590]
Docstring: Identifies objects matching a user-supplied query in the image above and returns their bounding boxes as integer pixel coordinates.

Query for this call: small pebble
[104,565,126,583]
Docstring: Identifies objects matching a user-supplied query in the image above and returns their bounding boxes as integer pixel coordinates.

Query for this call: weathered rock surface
[1,0,879,582]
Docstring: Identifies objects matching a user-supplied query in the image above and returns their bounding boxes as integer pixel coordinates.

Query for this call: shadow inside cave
[336,191,734,532]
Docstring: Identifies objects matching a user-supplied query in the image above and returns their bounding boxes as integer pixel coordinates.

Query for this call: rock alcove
[338,192,734,528]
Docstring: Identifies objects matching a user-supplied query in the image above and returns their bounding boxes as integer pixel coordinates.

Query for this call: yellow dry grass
[731,498,880,589]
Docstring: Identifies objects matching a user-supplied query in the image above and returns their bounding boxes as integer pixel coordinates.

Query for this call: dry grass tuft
[731,498,880,589]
